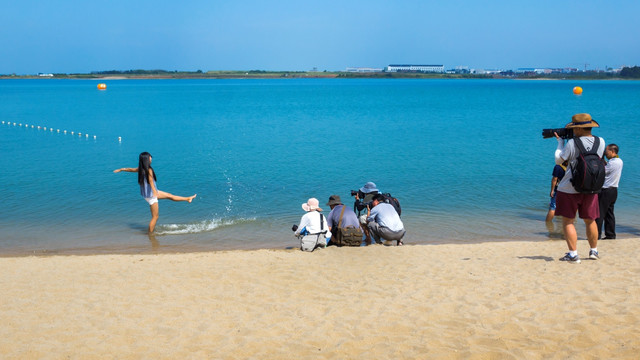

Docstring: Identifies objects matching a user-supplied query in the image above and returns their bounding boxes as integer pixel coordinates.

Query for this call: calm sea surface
[1,78,638,255]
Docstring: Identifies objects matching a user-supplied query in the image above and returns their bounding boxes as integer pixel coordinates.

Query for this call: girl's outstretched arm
[113,167,138,173]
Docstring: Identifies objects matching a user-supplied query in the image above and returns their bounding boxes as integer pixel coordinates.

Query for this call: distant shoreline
[1,70,635,81]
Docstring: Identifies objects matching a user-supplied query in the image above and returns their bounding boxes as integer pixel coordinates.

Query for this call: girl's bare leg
[157,191,197,202]
[149,202,159,233]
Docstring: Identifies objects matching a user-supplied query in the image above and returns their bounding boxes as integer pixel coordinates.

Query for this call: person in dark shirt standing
[546,161,568,222]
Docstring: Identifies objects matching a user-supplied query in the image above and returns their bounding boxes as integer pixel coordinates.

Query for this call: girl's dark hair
[137,152,157,185]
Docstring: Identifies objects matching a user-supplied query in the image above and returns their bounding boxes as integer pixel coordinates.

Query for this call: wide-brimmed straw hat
[566,113,599,128]
[326,195,343,206]
[359,182,379,194]
[302,198,322,212]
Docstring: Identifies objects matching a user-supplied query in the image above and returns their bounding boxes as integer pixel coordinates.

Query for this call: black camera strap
[573,136,599,156]
[309,212,327,236]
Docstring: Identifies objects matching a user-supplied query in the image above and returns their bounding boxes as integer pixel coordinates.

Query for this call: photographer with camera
[552,113,606,263]
[325,195,363,246]
[292,198,329,252]
[351,182,380,245]
[364,194,406,246]
[352,182,380,214]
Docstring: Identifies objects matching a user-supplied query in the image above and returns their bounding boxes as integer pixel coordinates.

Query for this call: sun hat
[359,182,379,194]
[326,195,343,206]
[302,198,322,212]
[565,113,599,128]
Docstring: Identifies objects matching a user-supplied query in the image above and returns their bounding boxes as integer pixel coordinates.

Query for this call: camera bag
[570,136,606,194]
[333,205,363,247]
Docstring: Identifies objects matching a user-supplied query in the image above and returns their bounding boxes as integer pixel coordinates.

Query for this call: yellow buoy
[97,83,107,90]
[573,86,583,95]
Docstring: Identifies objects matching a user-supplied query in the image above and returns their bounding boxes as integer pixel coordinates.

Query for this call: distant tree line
[90,69,203,75]
[620,66,640,78]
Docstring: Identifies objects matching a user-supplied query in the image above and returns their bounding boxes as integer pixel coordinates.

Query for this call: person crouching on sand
[113,152,196,233]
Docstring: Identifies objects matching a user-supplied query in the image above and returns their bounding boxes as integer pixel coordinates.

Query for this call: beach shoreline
[2,238,638,359]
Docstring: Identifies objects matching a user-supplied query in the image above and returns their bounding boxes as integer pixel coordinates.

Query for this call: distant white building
[38,73,54,77]
[387,64,444,73]
[515,68,547,74]
[345,67,383,73]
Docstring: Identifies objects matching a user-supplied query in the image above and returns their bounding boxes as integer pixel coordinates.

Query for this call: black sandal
[397,240,404,246]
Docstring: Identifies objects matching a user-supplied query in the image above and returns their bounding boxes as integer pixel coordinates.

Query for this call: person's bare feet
[188,194,197,203]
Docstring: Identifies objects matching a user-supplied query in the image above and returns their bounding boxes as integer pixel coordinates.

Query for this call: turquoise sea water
[1,79,639,255]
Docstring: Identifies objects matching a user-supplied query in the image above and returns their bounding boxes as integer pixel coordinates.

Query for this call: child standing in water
[114,152,196,233]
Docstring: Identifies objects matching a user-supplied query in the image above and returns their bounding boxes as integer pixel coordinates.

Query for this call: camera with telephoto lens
[542,128,574,139]
[351,190,373,213]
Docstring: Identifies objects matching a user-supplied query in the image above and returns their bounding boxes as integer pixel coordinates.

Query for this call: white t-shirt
[294,211,329,236]
[556,136,605,194]
[603,157,623,188]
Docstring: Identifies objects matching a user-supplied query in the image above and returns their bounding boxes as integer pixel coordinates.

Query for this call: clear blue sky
[1,0,638,74]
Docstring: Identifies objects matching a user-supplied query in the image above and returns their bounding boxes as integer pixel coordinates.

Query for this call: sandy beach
[1,238,639,359]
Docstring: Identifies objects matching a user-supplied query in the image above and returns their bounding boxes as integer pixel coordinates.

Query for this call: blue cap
[359,182,379,194]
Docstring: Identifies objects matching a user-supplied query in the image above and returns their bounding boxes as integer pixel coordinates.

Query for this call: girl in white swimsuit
[114,152,196,233]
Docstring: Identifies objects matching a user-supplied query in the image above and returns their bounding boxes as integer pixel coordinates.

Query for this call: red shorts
[555,191,600,220]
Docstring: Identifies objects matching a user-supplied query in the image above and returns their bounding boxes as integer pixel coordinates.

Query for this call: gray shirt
[367,203,404,232]
[326,204,360,229]
[556,136,605,194]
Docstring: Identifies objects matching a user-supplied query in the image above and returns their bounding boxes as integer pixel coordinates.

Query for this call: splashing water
[156,217,257,235]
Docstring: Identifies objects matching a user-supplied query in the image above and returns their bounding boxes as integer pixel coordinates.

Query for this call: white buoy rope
[1,120,120,142]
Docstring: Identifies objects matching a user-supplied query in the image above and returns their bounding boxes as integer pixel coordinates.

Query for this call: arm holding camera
[554,132,567,165]
[352,191,367,212]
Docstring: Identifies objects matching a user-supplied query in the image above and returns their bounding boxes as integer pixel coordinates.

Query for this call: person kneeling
[294,198,329,252]
[366,194,406,246]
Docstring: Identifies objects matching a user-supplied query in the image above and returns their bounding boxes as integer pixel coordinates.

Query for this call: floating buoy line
[1,120,122,142]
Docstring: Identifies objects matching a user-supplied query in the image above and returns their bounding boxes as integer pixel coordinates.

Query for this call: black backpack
[570,137,606,194]
[380,193,402,217]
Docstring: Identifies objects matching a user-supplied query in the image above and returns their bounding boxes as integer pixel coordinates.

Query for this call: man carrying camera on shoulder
[553,113,606,264]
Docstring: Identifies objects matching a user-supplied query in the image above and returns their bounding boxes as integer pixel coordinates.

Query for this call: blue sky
[1,0,638,74]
